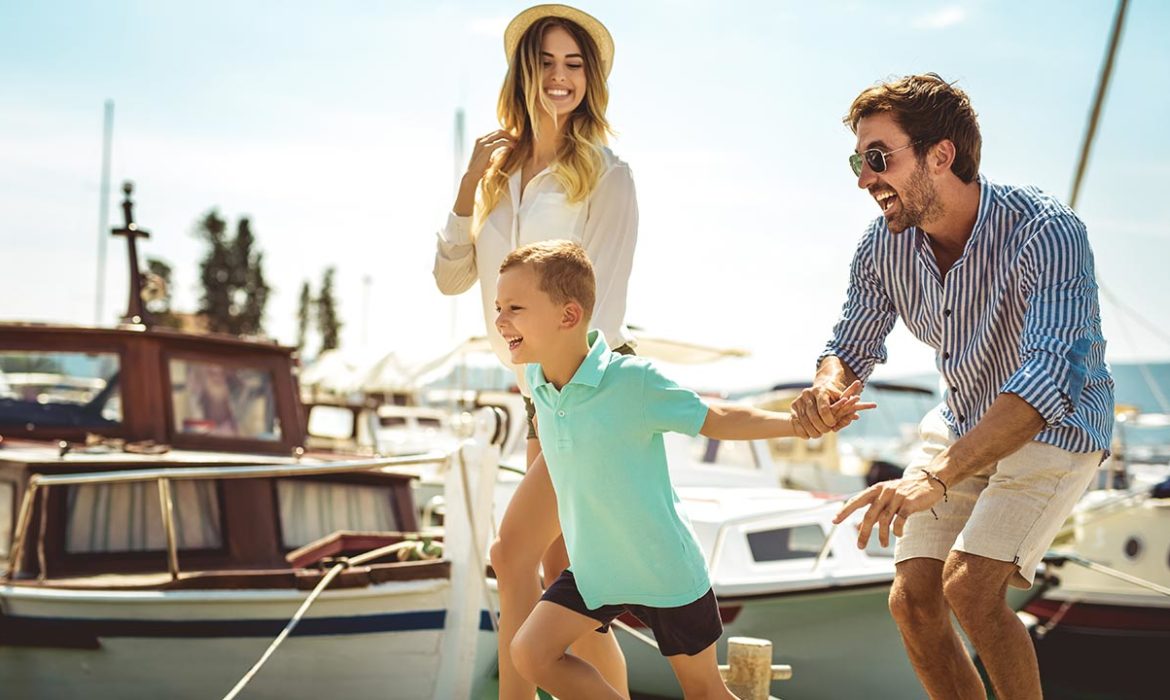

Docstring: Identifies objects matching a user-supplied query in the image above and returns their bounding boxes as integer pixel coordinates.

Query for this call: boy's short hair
[500,240,596,321]
[844,73,981,184]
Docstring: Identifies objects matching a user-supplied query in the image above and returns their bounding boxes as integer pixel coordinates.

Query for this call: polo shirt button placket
[556,407,571,450]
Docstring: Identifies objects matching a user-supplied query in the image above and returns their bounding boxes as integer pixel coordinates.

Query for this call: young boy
[496,241,872,699]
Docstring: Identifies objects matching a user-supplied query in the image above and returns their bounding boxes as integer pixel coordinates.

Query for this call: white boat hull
[0,578,497,699]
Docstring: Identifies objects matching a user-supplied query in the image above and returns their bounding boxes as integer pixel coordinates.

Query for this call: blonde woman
[432,4,636,698]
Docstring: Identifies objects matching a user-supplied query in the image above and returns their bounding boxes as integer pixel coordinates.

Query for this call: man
[790,73,1114,699]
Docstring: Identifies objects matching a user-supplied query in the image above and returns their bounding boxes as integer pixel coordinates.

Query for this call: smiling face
[536,24,588,120]
[854,112,944,234]
[494,263,566,366]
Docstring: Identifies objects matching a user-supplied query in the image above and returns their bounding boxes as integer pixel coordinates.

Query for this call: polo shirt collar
[528,330,612,392]
[570,330,611,388]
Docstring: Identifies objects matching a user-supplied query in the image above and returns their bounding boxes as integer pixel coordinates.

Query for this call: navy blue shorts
[540,569,723,657]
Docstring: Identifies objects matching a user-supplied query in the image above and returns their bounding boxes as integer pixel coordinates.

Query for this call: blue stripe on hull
[1,609,496,641]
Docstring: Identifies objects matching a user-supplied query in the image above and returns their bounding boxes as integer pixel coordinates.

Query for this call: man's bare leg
[889,558,985,700]
[943,552,1042,700]
[541,535,629,698]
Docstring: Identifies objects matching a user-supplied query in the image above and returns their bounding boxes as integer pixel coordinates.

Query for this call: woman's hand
[453,130,516,216]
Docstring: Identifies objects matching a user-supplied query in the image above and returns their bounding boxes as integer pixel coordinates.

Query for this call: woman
[432,4,637,698]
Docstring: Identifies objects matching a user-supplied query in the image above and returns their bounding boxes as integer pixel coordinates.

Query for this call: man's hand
[791,380,869,438]
[832,471,945,548]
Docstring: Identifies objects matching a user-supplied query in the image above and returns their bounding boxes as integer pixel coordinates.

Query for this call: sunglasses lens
[865,150,887,173]
[849,154,863,177]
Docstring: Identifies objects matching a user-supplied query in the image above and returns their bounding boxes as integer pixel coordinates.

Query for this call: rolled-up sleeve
[818,223,897,382]
[581,163,637,347]
[432,211,478,295]
[1001,213,1097,426]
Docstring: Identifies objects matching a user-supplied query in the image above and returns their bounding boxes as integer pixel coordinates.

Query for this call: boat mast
[94,99,115,324]
[1069,0,1129,209]
[112,181,152,327]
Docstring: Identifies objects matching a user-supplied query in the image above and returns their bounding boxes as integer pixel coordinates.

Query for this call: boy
[496,241,872,699]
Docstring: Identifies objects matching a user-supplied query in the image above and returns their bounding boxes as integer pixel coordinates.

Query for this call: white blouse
[433,147,638,393]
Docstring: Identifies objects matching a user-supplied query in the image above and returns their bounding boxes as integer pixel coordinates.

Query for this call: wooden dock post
[719,636,793,700]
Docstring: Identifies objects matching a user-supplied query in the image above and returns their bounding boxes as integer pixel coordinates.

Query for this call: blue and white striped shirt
[821,176,1113,454]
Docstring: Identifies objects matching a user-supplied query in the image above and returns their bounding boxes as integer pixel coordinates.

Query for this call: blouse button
[557,410,566,417]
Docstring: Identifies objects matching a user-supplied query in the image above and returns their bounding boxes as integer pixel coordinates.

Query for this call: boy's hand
[822,381,876,432]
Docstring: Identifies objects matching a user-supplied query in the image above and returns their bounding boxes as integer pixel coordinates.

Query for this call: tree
[196,211,271,336]
[296,280,313,353]
[144,256,182,329]
[317,267,342,351]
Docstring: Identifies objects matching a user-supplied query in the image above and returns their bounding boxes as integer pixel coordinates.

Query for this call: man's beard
[887,160,944,234]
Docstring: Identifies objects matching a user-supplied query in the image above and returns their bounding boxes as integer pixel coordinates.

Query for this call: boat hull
[620,582,926,700]
[0,579,497,699]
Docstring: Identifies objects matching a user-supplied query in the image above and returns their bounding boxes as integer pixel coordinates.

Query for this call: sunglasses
[849,141,920,177]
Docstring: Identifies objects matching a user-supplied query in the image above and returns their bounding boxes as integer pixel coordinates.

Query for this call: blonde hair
[500,240,595,322]
[476,17,612,234]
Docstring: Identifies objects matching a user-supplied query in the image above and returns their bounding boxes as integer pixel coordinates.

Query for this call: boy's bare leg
[490,439,561,700]
[511,601,626,700]
[542,536,630,698]
[665,642,737,700]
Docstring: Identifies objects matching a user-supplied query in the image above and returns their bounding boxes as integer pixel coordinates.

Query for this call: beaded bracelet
[924,469,948,520]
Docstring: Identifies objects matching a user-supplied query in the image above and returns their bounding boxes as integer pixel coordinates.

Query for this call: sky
[2,0,1168,389]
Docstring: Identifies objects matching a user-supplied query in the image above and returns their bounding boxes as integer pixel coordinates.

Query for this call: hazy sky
[2,0,1167,387]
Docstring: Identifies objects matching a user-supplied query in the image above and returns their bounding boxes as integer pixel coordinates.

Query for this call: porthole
[1123,536,1142,560]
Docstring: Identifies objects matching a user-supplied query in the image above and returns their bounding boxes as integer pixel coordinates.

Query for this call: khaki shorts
[523,342,636,440]
[894,406,1102,589]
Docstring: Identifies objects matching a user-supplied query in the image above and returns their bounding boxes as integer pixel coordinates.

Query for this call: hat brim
[503,4,614,78]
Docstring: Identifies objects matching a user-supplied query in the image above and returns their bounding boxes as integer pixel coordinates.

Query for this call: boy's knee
[509,631,553,683]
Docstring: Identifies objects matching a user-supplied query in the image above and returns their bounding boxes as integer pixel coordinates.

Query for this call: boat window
[276,479,401,549]
[0,351,122,428]
[307,405,355,440]
[0,481,13,559]
[64,481,223,553]
[170,359,281,441]
[694,437,759,468]
[746,524,826,562]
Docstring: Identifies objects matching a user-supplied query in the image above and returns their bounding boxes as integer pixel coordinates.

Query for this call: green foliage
[296,280,312,353]
[317,267,342,351]
[196,211,271,336]
[144,256,182,329]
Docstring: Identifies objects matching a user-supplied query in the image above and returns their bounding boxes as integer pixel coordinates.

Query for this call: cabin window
[276,480,400,549]
[746,524,826,562]
[307,405,356,440]
[0,350,122,428]
[169,359,281,441]
[0,481,13,559]
[64,481,223,553]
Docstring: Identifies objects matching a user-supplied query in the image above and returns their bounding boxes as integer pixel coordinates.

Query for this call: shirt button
[943,309,952,317]
[959,414,967,422]
[943,352,952,360]
[557,410,566,417]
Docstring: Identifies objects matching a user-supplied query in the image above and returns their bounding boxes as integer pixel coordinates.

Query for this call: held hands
[790,379,875,440]
[790,380,875,437]
[832,470,946,549]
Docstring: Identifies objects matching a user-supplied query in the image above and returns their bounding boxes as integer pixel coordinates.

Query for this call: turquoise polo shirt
[526,330,712,609]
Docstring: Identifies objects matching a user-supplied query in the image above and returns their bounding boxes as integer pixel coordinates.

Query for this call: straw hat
[503,4,614,78]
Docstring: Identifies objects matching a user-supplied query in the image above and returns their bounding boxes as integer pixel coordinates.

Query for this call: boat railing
[4,450,456,583]
[705,498,846,578]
